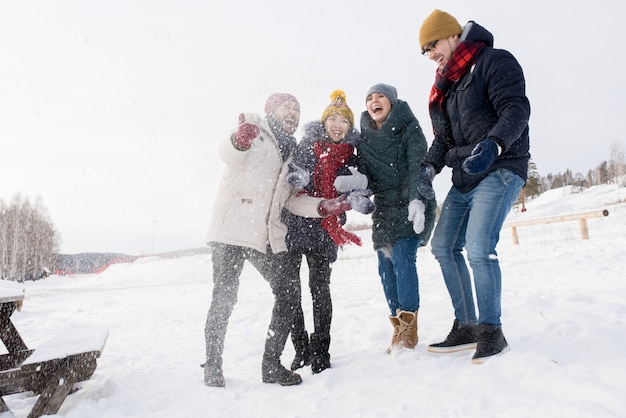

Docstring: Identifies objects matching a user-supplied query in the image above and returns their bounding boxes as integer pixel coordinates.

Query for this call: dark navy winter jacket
[424,21,531,193]
[282,121,359,261]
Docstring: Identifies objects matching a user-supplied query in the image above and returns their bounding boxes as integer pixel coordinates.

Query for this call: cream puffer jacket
[206,113,322,254]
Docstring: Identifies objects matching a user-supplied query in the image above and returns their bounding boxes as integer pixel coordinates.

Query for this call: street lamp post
[152,220,156,255]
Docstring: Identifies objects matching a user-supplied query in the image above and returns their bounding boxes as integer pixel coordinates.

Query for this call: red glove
[318,195,352,217]
[234,113,260,150]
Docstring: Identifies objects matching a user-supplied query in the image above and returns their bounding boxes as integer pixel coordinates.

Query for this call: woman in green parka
[357,83,436,353]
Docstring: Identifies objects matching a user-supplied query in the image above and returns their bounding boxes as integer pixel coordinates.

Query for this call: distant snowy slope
[508,184,626,220]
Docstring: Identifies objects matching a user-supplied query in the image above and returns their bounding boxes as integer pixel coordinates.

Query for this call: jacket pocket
[457,69,475,91]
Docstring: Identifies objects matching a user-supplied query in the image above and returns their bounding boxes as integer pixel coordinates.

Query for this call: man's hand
[462,139,500,175]
[234,113,260,150]
[416,164,436,200]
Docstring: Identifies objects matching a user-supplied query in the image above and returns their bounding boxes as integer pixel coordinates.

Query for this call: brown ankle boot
[387,315,400,353]
[397,310,418,349]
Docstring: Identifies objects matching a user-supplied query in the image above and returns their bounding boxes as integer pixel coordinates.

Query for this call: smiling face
[426,35,459,71]
[324,114,351,143]
[271,100,301,135]
[366,93,392,130]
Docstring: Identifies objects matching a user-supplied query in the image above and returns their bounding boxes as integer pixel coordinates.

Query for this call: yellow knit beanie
[419,9,462,48]
[321,90,354,127]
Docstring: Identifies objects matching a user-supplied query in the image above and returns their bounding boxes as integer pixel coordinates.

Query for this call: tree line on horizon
[0,193,59,282]
[520,142,625,203]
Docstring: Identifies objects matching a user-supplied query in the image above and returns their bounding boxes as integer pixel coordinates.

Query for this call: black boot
[310,333,331,374]
[262,358,302,386]
[262,252,303,384]
[290,331,311,371]
[202,360,225,388]
[262,321,301,385]
[204,324,226,387]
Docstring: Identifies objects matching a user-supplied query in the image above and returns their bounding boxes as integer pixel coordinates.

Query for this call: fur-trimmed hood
[303,120,360,147]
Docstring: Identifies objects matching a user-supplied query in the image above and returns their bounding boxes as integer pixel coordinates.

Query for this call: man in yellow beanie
[416,10,530,364]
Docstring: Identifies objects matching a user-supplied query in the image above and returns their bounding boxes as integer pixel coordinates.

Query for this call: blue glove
[416,164,435,200]
[346,189,375,214]
[462,139,500,175]
[286,163,310,188]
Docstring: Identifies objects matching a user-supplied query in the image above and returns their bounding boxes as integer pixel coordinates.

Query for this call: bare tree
[609,141,625,186]
[0,194,59,281]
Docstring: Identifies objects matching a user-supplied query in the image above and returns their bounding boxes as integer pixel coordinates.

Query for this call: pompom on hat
[321,90,354,127]
[265,93,299,116]
[366,83,398,106]
[419,9,462,48]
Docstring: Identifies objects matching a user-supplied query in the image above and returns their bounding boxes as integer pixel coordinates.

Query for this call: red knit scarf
[428,40,485,138]
[313,141,362,246]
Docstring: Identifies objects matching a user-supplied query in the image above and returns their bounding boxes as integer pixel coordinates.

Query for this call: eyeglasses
[421,40,438,55]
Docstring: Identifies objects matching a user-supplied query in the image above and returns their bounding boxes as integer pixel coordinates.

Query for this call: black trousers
[285,248,333,344]
[204,243,301,369]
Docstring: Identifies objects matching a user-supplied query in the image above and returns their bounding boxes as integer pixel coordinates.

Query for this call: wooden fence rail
[503,209,609,245]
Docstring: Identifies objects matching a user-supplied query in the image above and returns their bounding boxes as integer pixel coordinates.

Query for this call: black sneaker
[262,360,302,386]
[427,319,478,353]
[471,325,510,364]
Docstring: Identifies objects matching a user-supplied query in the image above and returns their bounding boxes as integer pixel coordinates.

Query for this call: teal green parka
[358,99,436,250]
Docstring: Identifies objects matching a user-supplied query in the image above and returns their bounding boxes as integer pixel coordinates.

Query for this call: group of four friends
[203,9,531,387]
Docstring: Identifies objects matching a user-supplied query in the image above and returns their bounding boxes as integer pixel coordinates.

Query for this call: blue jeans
[377,237,422,315]
[431,169,524,327]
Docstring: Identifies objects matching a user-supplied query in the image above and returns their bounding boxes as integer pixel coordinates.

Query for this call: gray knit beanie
[366,83,398,105]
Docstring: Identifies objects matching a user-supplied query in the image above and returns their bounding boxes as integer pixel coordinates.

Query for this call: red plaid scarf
[429,40,485,138]
[313,141,362,247]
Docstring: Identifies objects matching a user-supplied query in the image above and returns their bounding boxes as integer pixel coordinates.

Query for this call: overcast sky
[1,0,623,255]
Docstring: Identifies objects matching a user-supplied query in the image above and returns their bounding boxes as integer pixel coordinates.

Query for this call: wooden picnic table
[0,283,30,370]
[0,281,108,417]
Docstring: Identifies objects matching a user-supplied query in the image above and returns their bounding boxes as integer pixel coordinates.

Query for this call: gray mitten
[347,189,375,214]
[287,163,310,188]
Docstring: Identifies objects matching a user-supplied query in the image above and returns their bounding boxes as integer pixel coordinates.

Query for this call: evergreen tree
[597,161,609,184]
[524,159,541,197]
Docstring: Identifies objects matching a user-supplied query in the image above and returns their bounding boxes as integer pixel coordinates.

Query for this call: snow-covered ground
[4,185,626,417]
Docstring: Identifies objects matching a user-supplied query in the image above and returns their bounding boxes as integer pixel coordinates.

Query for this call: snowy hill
[509,184,626,219]
[5,185,626,417]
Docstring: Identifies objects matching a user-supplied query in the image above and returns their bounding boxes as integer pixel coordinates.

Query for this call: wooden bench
[0,323,108,418]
